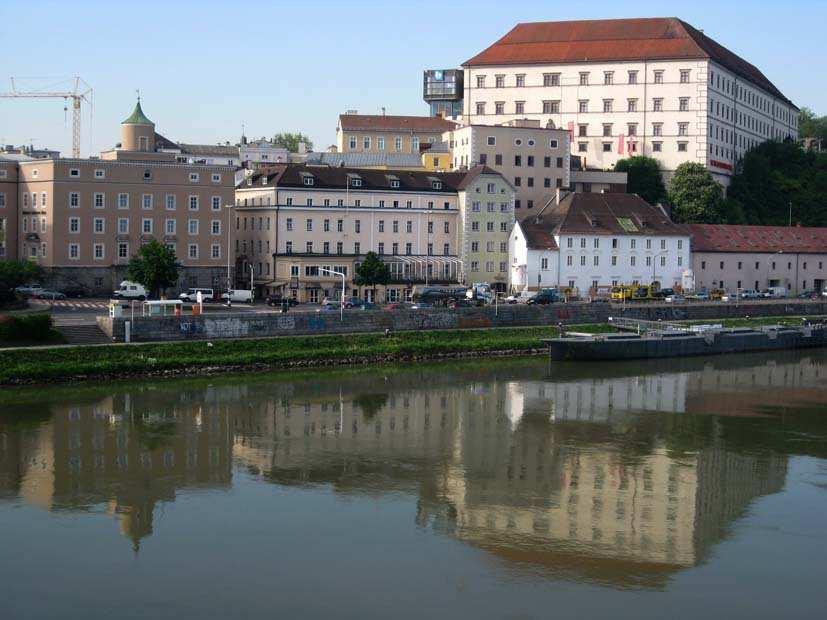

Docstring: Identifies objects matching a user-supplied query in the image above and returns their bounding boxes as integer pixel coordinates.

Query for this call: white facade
[508,221,558,292]
[240,140,290,167]
[463,59,797,186]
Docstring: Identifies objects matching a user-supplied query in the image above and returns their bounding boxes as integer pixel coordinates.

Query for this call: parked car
[221,289,253,303]
[665,294,685,303]
[264,295,298,307]
[342,296,363,309]
[316,304,339,312]
[688,290,710,301]
[758,290,773,299]
[179,288,215,303]
[739,289,761,299]
[32,289,66,300]
[526,289,560,305]
[448,298,476,309]
[766,286,788,298]
[61,286,88,298]
[385,302,412,311]
[357,302,379,311]
[410,302,432,310]
[14,283,43,296]
[112,281,148,300]
[797,290,820,300]
[505,291,533,304]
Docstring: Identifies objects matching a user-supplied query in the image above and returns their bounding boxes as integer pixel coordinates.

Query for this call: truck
[112,281,148,300]
[221,289,253,303]
[411,285,469,306]
[526,288,561,305]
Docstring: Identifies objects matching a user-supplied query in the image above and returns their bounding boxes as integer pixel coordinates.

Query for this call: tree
[613,156,667,204]
[798,107,827,142]
[0,260,43,305]
[668,162,724,223]
[354,251,390,300]
[728,140,827,227]
[126,240,180,299]
[271,132,313,152]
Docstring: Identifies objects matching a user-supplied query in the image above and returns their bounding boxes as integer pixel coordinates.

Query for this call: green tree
[272,132,314,152]
[668,162,724,223]
[728,140,827,226]
[126,240,180,299]
[354,251,390,300]
[613,156,667,204]
[798,107,827,142]
[0,260,43,305]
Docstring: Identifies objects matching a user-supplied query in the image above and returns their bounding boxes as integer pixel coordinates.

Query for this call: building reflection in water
[2,352,825,582]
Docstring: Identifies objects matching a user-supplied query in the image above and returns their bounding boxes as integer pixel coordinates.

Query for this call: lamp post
[319,267,345,321]
[652,251,667,284]
[225,204,234,294]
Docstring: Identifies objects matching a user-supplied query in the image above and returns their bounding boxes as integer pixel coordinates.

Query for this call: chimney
[381,107,386,116]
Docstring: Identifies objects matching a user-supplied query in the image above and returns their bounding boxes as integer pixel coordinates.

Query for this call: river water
[2,352,826,619]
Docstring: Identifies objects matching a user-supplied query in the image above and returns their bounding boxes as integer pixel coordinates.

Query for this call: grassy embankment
[0,311,64,347]
[0,325,614,385]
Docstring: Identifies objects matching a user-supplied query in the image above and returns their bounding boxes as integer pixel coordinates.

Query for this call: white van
[221,289,253,303]
[767,286,788,298]
[179,288,215,303]
[112,281,148,300]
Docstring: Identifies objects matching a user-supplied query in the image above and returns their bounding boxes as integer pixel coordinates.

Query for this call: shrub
[0,313,59,343]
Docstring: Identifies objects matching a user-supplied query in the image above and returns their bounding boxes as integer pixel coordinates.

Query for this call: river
[2,351,826,619]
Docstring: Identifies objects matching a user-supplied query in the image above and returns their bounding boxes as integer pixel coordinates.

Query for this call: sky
[1,0,825,157]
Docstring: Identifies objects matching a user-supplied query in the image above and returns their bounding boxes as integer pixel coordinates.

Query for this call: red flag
[617,133,625,155]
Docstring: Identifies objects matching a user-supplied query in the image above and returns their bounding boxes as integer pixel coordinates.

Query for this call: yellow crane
[0,76,92,158]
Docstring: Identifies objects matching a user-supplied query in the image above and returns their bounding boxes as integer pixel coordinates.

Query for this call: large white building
[461,18,798,186]
[509,192,691,294]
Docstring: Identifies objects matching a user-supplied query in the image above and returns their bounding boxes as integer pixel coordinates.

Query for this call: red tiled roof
[338,114,457,133]
[687,224,827,254]
[463,18,793,106]
[519,219,559,250]
[554,193,686,236]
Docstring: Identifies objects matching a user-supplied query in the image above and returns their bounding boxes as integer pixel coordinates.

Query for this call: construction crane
[0,76,92,158]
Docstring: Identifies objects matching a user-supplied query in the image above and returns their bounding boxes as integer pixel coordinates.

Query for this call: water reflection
[2,351,826,587]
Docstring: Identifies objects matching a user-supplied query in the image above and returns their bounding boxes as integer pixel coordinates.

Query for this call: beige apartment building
[0,156,22,260]
[443,120,570,214]
[336,113,457,155]
[688,224,827,295]
[10,101,235,294]
[234,163,514,301]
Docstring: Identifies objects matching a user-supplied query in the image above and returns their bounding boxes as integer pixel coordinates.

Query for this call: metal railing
[608,316,690,334]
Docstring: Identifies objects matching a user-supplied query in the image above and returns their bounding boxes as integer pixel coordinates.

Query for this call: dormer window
[351,178,362,188]
[69,168,80,177]
[391,180,400,188]
[302,175,315,186]
[143,170,152,180]
[261,176,267,186]
[432,181,442,190]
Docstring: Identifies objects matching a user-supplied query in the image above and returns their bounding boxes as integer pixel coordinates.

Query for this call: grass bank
[0,325,584,385]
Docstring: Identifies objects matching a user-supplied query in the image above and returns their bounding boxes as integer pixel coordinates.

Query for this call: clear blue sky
[1,0,824,157]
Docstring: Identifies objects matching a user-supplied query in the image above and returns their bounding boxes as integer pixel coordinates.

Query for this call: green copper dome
[122,100,154,125]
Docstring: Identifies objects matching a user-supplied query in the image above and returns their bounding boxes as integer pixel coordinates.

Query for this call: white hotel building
[461,18,798,186]
[509,192,691,294]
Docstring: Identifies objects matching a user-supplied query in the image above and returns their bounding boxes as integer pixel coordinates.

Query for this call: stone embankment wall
[97,300,827,343]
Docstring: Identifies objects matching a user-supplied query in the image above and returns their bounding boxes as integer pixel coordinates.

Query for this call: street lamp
[652,251,668,284]
[319,267,345,321]
[225,204,234,293]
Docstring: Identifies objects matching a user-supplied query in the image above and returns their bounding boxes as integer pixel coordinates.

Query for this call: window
[678,122,688,136]
[94,193,104,209]
[580,256,586,266]
[578,142,588,153]
[543,73,560,87]
[93,243,104,260]
[602,142,612,153]
[603,99,613,113]
[652,142,662,152]
[603,71,614,85]
[189,172,199,182]
[188,244,198,259]
[116,193,129,209]
[94,169,105,179]
[677,142,688,152]
[188,219,199,235]
[476,75,486,88]
[117,242,129,259]
[653,70,663,84]
[578,100,588,113]
[679,97,689,112]
[627,99,638,112]
[411,137,419,152]
[515,101,525,114]
[188,195,199,211]
[166,194,176,210]
[680,69,690,83]
[652,123,663,137]
[475,102,486,116]
[143,218,154,234]
[306,218,313,231]
[627,123,638,137]
[495,102,504,115]
[578,124,588,137]
[579,72,589,86]
[165,219,175,235]
[69,192,80,208]
[542,100,560,114]
[628,70,638,84]
[363,136,371,150]
[211,220,221,235]
[93,218,105,234]
[69,217,80,233]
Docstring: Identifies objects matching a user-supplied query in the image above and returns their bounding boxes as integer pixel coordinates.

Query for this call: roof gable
[338,114,457,133]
